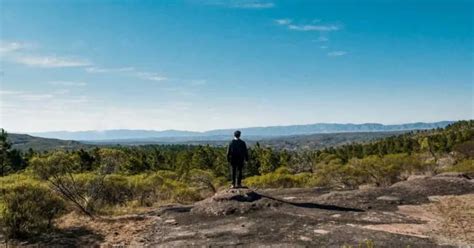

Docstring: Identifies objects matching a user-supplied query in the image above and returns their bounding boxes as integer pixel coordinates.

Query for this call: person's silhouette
[226,130,249,188]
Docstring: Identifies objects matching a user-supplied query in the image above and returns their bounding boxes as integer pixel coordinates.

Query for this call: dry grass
[363,194,474,247]
[429,194,474,244]
[54,211,158,247]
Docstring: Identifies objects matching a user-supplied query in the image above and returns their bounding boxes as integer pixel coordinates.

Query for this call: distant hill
[8,133,87,151]
[88,131,408,151]
[30,121,453,141]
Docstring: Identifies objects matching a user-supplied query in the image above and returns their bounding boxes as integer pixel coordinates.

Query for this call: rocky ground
[3,173,474,247]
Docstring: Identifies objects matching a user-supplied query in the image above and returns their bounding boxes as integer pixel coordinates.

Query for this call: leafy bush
[127,172,202,205]
[172,187,202,203]
[99,174,133,206]
[441,159,474,174]
[0,183,65,239]
[245,167,317,188]
[185,169,223,194]
[30,152,96,217]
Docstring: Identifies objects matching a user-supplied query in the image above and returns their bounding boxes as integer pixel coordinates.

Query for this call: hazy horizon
[1,0,473,133]
[19,120,455,134]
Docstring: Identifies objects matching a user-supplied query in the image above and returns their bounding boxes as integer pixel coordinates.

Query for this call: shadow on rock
[259,193,364,212]
[191,188,363,216]
[5,226,104,248]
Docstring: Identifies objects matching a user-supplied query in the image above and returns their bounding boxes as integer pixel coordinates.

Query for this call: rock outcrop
[191,188,281,216]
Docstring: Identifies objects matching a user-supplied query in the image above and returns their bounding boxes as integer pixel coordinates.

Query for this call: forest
[0,120,472,238]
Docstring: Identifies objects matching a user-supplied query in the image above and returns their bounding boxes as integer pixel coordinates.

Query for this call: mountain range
[28,121,454,141]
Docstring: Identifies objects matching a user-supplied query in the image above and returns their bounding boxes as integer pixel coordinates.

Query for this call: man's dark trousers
[230,161,244,187]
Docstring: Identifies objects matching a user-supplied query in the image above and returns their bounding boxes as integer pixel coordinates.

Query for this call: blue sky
[0,0,472,132]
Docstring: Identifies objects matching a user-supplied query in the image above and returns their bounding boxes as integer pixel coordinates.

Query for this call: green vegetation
[0,181,65,238]
[0,120,472,239]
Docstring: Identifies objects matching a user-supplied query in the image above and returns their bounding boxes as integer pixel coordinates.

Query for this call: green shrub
[172,187,201,203]
[128,172,202,206]
[441,159,474,174]
[154,170,179,180]
[244,169,317,188]
[98,174,133,206]
[0,183,65,239]
[127,173,167,206]
[186,169,219,193]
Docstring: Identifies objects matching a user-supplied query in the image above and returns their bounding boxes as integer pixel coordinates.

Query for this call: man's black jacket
[227,139,249,164]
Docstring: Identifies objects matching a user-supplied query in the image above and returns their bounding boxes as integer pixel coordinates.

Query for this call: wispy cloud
[275,19,341,32]
[136,72,168,82]
[0,89,54,101]
[12,55,91,68]
[233,2,274,9]
[19,93,55,101]
[85,66,135,73]
[85,66,167,82]
[0,41,25,54]
[327,51,347,57]
[275,19,292,25]
[208,0,275,9]
[288,24,339,32]
[1,40,91,68]
[48,81,87,87]
[313,36,328,42]
[0,90,23,95]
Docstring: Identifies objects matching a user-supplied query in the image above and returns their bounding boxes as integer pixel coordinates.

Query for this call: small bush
[172,187,202,203]
[441,159,474,174]
[128,172,202,206]
[186,169,221,194]
[98,174,133,206]
[245,168,317,188]
[0,183,65,239]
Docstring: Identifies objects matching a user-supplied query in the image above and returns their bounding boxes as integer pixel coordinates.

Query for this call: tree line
[1,120,472,179]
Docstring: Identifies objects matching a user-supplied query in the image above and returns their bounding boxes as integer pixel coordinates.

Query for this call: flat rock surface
[137,176,474,247]
[5,176,473,247]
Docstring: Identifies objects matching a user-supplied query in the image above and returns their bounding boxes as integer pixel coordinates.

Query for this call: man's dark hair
[234,130,241,138]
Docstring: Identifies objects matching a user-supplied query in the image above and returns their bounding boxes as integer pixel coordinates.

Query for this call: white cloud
[1,40,90,68]
[275,19,340,32]
[85,66,135,73]
[137,72,167,82]
[0,90,23,95]
[0,41,25,54]
[86,66,167,82]
[13,55,91,68]
[288,24,339,31]
[48,81,87,87]
[275,19,292,25]
[19,93,55,101]
[327,51,347,57]
[234,2,274,9]
[208,0,275,9]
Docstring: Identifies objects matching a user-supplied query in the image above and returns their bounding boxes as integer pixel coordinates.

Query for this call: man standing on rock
[227,130,249,188]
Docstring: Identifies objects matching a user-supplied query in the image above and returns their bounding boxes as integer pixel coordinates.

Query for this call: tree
[31,151,95,217]
[77,149,95,171]
[0,129,12,176]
